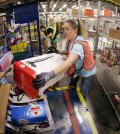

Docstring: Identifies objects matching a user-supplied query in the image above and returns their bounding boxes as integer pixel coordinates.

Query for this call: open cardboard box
[109,28,120,40]
[0,72,11,134]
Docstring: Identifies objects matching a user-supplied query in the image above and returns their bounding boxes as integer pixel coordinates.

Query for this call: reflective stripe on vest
[66,40,95,71]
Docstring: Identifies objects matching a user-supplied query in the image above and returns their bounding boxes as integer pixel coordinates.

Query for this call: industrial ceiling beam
[56,0,65,11]
[107,0,120,6]
[52,0,61,11]
[39,2,43,12]
[47,0,50,11]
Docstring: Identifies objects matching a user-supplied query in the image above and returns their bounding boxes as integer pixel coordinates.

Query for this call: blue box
[11,101,48,126]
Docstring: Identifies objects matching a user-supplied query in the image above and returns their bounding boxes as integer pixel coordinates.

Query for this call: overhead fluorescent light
[43,5,46,9]
[59,8,62,11]
[67,8,70,11]
[17,1,21,5]
[75,6,78,9]
[72,5,77,9]
[53,4,56,8]
[63,4,67,8]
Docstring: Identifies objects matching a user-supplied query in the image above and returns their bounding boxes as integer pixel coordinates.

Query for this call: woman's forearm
[54,53,78,75]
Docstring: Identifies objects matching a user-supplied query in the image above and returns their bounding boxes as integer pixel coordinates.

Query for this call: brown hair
[64,18,88,40]
[40,25,46,29]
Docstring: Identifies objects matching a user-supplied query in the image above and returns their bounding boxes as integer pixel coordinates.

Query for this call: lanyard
[68,35,78,54]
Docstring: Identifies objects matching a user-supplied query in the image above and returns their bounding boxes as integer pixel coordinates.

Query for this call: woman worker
[33,18,96,99]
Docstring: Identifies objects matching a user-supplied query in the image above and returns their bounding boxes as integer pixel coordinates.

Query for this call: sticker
[19,119,28,124]
[29,105,41,116]
[20,64,25,68]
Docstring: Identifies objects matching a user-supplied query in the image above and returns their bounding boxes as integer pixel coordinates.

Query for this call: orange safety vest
[66,40,95,76]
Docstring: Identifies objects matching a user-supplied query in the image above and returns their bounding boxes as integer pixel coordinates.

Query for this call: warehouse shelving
[92,1,120,124]
[98,33,120,85]
[0,34,5,39]
[74,0,120,128]
[77,1,120,85]
[0,15,5,46]
[77,0,120,128]
[99,33,120,43]
[96,59,120,123]
[77,0,120,82]
[0,14,6,47]
[96,36,120,125]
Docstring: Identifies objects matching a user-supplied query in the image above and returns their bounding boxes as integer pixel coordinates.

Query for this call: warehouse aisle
[43,88,94,134]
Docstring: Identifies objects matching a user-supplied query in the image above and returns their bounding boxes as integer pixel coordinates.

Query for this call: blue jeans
[81,75,93,99]
[69,75,93,99]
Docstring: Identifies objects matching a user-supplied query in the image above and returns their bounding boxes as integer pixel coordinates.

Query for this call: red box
[13,61,39,99]
[13,54,66,99]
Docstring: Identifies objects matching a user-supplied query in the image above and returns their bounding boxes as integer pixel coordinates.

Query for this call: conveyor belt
[42,86,98,134]
[96,70,120,93]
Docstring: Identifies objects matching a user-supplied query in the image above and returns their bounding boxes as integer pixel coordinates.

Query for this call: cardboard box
[0,72,4,78]
[71,9,78,16]
[0,83,11,134]
[0,74,20,133]
[109,28,120,40]
[12,94,55,133]
[12,99,48,126]
[13,53,66,99]
[0,51,13,72]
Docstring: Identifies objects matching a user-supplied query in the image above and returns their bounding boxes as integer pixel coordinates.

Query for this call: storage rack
[77,0,120,125]
[14,2,42,57]
[0,14,6,47]
[93,1,120,123]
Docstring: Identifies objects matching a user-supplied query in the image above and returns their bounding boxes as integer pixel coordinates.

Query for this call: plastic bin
[10,41,28,53]
[10,41,29,61]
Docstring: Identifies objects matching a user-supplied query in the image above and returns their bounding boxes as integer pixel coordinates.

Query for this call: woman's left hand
[33,70,55,89]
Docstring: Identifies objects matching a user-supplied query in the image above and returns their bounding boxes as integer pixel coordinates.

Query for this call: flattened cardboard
[0,72,5,79]
[0,84,11,134]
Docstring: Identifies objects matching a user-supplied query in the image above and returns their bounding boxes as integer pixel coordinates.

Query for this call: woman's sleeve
[71,43,84,60]
[62,39,67,51]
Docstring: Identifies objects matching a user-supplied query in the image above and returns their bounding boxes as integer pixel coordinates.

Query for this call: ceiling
[0,0,120,13]
[39,0,78,12]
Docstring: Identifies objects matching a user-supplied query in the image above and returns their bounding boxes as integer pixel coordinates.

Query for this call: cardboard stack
[13,53,66,99]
